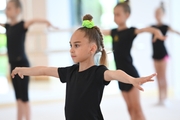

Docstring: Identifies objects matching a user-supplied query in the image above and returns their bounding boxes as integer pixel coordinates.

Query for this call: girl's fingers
[145,73,156,80]
[135,73,156,91]
[11,74,14,78]
[18,73,24,79]
[149,73,157,78]
[11,71,16,78]
[141,73,156,84]
[21,75,24,79]
[159,36,166,40]
[136,85,144,91]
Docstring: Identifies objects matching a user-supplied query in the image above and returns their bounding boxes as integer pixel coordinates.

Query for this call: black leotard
[151,24,169,60]
[58,64,110,120]
[111,27,139,91]
[5,21,29,102]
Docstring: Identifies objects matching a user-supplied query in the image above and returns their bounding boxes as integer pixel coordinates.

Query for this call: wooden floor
[0,79,180,120]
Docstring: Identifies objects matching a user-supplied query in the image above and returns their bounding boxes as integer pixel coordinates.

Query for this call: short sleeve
[57,64,78,83]
[130,27,137,35]
[110,28,116,37]
[20,21,28,32]
[58,66,72,83]
[4,23,9,30]
[97,65,110,85]
[164,25,169,31]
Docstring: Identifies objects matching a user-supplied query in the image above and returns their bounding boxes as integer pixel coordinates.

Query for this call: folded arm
[135,27,166,42]
[11,66,59,79]
[104,70,156,91]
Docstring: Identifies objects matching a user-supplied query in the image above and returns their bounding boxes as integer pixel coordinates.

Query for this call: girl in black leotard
[102,1,165,120]
[0,0,56,120]
[11,14,156,120]
[151,2,180,106]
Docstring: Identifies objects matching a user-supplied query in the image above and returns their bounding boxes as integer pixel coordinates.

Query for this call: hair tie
[82,20,94,28]
[119,0,126,3]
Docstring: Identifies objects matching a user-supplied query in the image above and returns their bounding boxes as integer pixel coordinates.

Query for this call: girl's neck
[118,23,128,31]
[78,58,95,72]
[156,20,163,26]
[9,17,19,25]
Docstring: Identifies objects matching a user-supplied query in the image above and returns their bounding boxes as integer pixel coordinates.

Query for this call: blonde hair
[9,0,22,9]
[77,14,107,66]
[116,0,131,14]
[160,2,165,13]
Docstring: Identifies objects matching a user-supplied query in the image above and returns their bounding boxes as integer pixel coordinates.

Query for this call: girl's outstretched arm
[11,66,59,79]
[24,19,58,29]
[104,70,156,91]
[168,27,180,35]
[135,27,166,42]
[0,23,5,27]
[101,29,111,36]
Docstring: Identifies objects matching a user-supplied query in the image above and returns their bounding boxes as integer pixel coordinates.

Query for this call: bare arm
[0,23,5,27]
[101,29,111,36]
[135,27,166,42]
[104,70,156,91]
[11,66,59,79]
[168,27,180,35]
[24,19,57,29]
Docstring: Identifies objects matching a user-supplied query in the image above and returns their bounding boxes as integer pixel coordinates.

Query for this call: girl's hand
[11,67,24,79]
[130,73,157,91]
[46,21,59,31]
[153,30,166,42]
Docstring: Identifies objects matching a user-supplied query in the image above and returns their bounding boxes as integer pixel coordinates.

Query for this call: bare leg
[122,87,145,120]
[17,99,23,120]
[154,59,167,105]
[17,99,31,120]
[23,101,31,120]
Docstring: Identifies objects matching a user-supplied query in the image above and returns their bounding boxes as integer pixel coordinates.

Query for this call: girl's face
[70,30,96,63]
[155,8,164,22]
[114,6,129,26]
[5,2,20,19]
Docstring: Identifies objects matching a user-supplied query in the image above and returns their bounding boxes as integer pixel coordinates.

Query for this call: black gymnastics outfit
[58,64,110,120]
[5,21,30,102]
[111,27,139,91]
[151,24,169,60]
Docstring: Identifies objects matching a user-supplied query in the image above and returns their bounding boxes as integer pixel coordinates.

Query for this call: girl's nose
[70,47,74,53]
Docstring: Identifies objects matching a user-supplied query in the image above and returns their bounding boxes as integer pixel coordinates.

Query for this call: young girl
[102,1,166,120]
[11,14,156,120]
[151,2,180,106]
[0,0,56,120]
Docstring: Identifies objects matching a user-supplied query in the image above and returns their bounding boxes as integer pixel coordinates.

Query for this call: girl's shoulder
[5,20,25,28]
[112,27,136,32]
[95,65,108,73]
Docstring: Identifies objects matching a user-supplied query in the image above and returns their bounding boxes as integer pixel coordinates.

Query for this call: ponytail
[160,1,165,13]
[100,49,107,66]
[78,14,107,66]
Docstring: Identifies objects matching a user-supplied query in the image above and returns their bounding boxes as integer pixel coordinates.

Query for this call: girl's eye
[70,44,72,48]
[75,44,79,48]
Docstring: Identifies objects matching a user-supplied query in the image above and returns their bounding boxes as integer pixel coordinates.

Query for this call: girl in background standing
[102,1,166,120]
[0,0,56,120]
[151,2,180,106]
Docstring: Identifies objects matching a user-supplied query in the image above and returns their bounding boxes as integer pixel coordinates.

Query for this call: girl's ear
[90,43,97,54]
[126,12,130,19]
